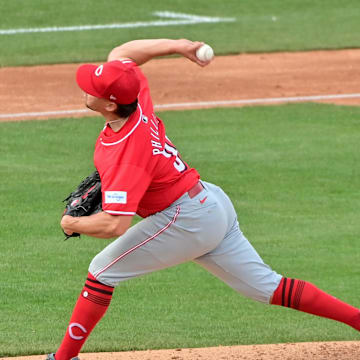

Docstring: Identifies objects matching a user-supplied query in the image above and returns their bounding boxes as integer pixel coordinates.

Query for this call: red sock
[55,273,114,360]
[271,277,360,331]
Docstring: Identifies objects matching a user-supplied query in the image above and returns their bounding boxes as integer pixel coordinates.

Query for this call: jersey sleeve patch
[104,191,127,204]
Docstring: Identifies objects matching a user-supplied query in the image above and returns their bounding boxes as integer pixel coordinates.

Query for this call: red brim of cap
[76,64,102,98]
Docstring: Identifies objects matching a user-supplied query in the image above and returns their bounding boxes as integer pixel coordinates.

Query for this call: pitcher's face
[84,93,105,112]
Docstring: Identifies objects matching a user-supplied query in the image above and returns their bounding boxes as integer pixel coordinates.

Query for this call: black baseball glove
[62,170,102,240]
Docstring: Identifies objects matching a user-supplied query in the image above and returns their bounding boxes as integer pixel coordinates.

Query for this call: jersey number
[163,143,187,173]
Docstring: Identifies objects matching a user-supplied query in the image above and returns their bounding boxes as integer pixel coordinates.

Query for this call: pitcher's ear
[105,101,118,112]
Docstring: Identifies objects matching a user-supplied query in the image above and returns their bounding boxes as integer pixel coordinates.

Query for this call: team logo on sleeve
[105,191,127,204]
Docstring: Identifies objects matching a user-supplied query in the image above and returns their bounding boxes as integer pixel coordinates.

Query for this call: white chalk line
[0,11,235,35]
[1,93,360,120]
[0,109,90,119]
[155,93,360,109]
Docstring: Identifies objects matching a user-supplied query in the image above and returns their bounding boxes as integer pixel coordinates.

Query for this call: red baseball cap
[76,60,140,105]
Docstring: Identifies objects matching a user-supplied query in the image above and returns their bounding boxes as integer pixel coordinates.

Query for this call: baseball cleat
[46,354,80,360]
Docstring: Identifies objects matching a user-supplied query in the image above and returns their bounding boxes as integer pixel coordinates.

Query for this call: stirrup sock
[271,277,360,331]
[54,273,114,360]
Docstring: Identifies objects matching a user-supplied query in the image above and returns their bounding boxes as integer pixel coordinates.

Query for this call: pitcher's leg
[194,219,282,304]
[90,198,228,287]
[54,273,114,360]
[89,210,184,286]
[195,218,360,331]
[55,203,223,360]
[271,277,360,331]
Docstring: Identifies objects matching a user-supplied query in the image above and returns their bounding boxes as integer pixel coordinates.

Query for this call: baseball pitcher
[47,39,360,360]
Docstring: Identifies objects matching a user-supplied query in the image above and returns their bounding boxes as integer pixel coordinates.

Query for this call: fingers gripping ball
[62,170,102,240]
[196,44,214,62]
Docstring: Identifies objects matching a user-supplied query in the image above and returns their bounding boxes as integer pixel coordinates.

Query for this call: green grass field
[1,0,360,66]
[1,104,359,356]
[1,0,360,356]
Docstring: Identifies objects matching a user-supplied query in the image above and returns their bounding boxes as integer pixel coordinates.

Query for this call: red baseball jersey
[94,59,200,218]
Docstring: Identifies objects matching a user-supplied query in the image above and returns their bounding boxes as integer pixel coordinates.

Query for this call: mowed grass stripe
[1,0,360,66]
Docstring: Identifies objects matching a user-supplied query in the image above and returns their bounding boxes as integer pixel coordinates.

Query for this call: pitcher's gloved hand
[62,170,102,240]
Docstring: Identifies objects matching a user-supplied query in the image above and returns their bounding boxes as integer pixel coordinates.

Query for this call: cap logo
[77,61,140,104]
[95,65,104,77]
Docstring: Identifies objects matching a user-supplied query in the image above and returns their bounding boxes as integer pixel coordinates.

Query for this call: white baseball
[196,44,214,62]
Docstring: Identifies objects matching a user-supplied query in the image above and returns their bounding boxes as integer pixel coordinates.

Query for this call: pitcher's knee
[239,272,283,304]
[88,255,115,287]
[88,254,100,274]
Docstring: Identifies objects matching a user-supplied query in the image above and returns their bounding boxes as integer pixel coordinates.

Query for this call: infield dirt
[1,49,360,121]
[1,50,360,359]
[2,341,360,360]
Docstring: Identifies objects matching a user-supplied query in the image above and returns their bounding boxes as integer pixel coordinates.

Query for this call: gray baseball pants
[89,181,282,304]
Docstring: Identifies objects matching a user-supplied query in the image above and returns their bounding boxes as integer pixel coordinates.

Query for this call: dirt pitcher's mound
[3,342,360,360]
